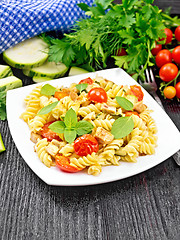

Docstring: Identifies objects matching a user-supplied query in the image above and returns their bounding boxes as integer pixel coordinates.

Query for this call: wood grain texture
[0,1,180,239]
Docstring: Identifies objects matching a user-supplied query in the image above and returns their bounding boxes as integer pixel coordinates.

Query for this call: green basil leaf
[76,120,94,136]
[48,121,65,134]
[75,83,88,93]
[40,84,57,96]
[64,108,77,128]
[37,101,59,115]
[116,96,133,110]
[111,116,134,139]
[64,129,77,144]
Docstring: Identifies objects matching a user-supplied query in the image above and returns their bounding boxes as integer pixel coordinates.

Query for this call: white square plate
[6,68,180,186]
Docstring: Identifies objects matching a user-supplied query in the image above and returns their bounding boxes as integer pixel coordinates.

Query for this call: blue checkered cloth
[0,0,94,54]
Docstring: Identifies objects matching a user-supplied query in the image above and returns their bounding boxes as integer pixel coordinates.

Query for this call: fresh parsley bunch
[41,0,180,79]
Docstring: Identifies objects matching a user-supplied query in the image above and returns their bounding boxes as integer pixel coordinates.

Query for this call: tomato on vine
[159,63,178,82]
[151,43,162,56]
[175,26,180,42]
[175,82,180,98]
[172,46,180,65]
[164,28,173,44]
[163,86,176,99]
[155,49,172,68]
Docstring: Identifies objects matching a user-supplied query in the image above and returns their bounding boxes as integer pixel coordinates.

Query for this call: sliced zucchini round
[3,37,49,69]
[28,61,68,78]
[68,66,89,76]
[0,65,13,79]
[32,76,52,83]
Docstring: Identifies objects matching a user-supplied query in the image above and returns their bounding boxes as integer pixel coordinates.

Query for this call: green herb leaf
[64,108,77,129]
[37,101,59,115]
[64,129,77,144]
[116,96,133,110]
[40,84,57,96]
[111,116,134,139]
[76,120,94,135]
[75,83,88,93]
[48,121,65,134]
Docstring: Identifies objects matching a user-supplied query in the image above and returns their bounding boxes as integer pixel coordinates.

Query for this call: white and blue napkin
[0,0,94,54]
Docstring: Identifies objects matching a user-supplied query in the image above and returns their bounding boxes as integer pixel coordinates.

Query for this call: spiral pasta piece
[35,138,53,167]
[59,144,75,157]
[131,114,147,130]
[20,98,40,122]
[70,152,99,169]
[88,164,102,176]
[146,117,158,134]
[28,114,49,133]
[92,119,115,131]
[24,85,42,105]
[78,103,101,117]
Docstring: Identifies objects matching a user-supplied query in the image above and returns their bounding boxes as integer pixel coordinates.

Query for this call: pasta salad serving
[20,75,158,176]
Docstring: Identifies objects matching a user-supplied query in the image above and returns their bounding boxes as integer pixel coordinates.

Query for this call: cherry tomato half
[88,87,107,103]
[55,154,83,173]
[163,86,176,99]
[74,134,99,156]
[175,26,180,42]
[40,121,62,142]
[155,49,172,68]
[172,46,180,65]
[175,82,180,98]
[125,111,139,117]
[130,85,144,101]
[54,91,69,100]
[159,63,178,82]
[79,77,94,85]
[151,43,162,56]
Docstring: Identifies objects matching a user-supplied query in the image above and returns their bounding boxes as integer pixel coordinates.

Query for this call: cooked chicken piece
[51,139,65,148]
[101,104,116,114]
[94,127,114,145]
[133,101,147,113]
[69,91,78,101]
[45,142,59,157]
[30,132,42,144]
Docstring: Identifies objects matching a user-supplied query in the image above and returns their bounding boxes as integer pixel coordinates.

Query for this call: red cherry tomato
[74,134,99,156]
[130,85,144,101]
[88,87,107,103]
[164,28,173,44]
[175,26,180,42]
[172,46,180,65]
[125,111,139,117]
[55,154,83,173]
[175,82,180,98]
[155,49,172,68]
[159,63,178,82]
[40,121,62,142]
[151,43,162,56]
[79,77,93,85]
[116,48,127,56]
